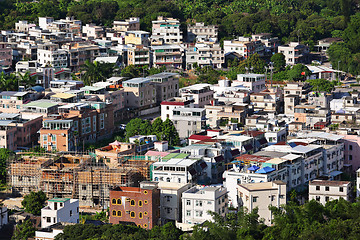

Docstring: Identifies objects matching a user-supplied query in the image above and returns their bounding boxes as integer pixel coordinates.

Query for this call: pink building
[342,134,360,173]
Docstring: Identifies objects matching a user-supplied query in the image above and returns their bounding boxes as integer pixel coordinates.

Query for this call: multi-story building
[187,22,218,43]
[284,94,300,116]
[181,185,228,225]
[278,42,309,65]
[284,82,311,100]
[37,44,68,69]
[41,198,79,228]
[122,78,156,109]
[125,31,150,46]
[357,168,360,198]
[185,42,224,69]
[151,45,183,69]
[15,20,36,33]
[0,206,8,230]
[22,100,60,117]
[179,84,214,108]
[39,119,74,152]
[223,37,265,58]
[309,180,352,205]
[0,42,13,68]
[294,105,331,128]
[109,183,160,229]
[234,74,266,93]
[82,24,103,40]
[113,17,140,33]
[250,91,282,114]
[237,181,286,225]
[251,33,280,54]
[0,91,35,114]
[161,97,194,121]
[158,182,192,224]
[151,16,182,45]
[127,45,150,67]
[172,108,206,138]
[148,72,180,104]
[211,79,251,104]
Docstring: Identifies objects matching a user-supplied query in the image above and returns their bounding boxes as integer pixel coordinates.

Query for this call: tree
[120,65,144,78]
[151,117,164,140]
[162,118,180,146]
[271,53,286,72]
[0,73,18,91]
[0,148,11,184]
[306,79,339,92]
[125,118,152,140]
[287,64,311,81]
[12,219,36,240]
[17,71,36,89]
[21,191,47,215]
[81,60,114,86]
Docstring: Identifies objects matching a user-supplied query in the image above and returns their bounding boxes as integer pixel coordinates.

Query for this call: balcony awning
[243,144,253,151]
[214,156,224,162]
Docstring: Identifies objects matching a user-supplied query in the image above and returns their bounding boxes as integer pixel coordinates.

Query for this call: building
[158,182,192,223]
[234,74,266,93]
[41,198,79,228]
[187,22,218,43]
[122,78,156,109]
[151,45,183,69]
[82,24,103,40]
[0,91,35,114]
[151,16,182,45]
[172,108,206,138]
[284,82,311,100]
[39,119,74,152]
[35,222,70,240]
[185,42,224,69]
[179,84,214,108]
[223,37,265,58]
[113,17,140,33]
[147,72,180,104]
[357,168,360,198]
[125,31,150,46]
[278,42,309,65]
[15,20,36,33]
[109,182,160,229]
[342,135,360,172]
[0,42,13,68]
[251,33,280,54]
[309,180,352,205]
[181,185,228,225]
[37,44,68,69]
[161,97,194,121]
[237,181,286,225]
[127,45,150,67]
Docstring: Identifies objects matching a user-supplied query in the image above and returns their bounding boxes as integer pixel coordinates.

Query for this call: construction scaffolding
[8,152,151,209]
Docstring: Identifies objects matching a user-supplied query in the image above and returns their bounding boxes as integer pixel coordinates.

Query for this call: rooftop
[48,198,70,203]
[24,100,59,109]
[239,181,286,191]
[309,180,350,186]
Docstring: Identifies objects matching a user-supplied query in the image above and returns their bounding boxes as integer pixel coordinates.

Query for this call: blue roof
[256,166,275,174]
[248,165,260,171]
[288,142,297,148]
[31,86,45,92]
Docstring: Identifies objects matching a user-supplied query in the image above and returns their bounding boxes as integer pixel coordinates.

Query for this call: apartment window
[70,210,72,217]
[112,199,116,204]
[339,187,343,192]
[349,145,353,151]
[325,196,330,202]
[93,116,96,131]
[139,212,143,219]
[51,134,56,142]
[316,196,320,201]
[82,185,86,190]
[117,199,122,205]
[130,211,135,218]
[207,201,212,205]
[279,195,285,199]
[46,217,51,223]
[325,186,330,191]
[316,186,320,191]
[130,200,135,206]
[117,211,122,217]
[252,197,258,203]
[186,210,191,216]
[43,135,48,142]
[195,211,203,217]
[186,200,191,206]
[195,200,202,207]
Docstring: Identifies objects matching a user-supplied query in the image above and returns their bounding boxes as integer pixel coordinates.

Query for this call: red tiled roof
[160,101,185,106]
[188,135,212,141]
[236,154,271,163]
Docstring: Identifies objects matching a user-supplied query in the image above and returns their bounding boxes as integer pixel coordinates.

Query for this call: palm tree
[0,72,18,91]
[17,71,36,89]
[81,60,114,86]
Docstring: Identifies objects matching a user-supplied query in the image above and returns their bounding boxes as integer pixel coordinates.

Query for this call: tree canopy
[12,219,36,240]
[0,148,11,184]
[21,191,47,215]
[307,79,340,92]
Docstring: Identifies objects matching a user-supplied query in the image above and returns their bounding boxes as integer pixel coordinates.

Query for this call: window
[339,187,343,192]
[144,190,148,195]
[51,134,56,142]
[195,211,203,217]
[349,145,353,151]
[130,211,135,218]
[130,200,135,206]
[316,186,320,191]
[139,212,143,219]
[117,211,122,217]
[43,135,48,142]
[112,210,116,216]
[112,199,116,204]
[186,210,191,216]
[70,210,72,216]
[325,186,329,191]
[207,201,212,205]
[252,197,258,202]
[47,217,51,223]
[195,200,202,207]
[117,199,122,205]
[139,200,143,207]
[144,200,148,204]
[325,196,330,202]
[316,196,320,201]
[349,155,353,161]
[186,200,191,206]
[143,223,148,228]
[144,211,148,215]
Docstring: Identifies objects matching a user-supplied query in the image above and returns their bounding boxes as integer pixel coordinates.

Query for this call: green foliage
[306,78,340,92]
[121,65,166,79]
[0,148,11,184]
[21,191,47,215]
[287,64,311,81]
[12,219,36,240]
[196,66,222,84]
[81,60,114,86]
[271,53,286,72]
[125,118,180,146]
[227,54,266,79]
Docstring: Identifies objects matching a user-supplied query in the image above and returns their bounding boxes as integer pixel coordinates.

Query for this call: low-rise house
[180,84,214,108]
[151,16,183,45]
[234,74,266,93]
[309,180,352,205]
[181,185,228,226]
[237,181,286,225]
[41,198,79,228]
[109,182,160,229]
[125,31,150,46]
[22,100,59,117]
[151,45,183,69]
[95,140,136,166]
[161,97,194,121]
[172,108,206,138]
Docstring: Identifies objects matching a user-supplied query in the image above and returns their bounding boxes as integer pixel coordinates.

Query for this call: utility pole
[269,62,274,88]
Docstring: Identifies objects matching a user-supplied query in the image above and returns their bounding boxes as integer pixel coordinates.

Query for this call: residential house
[151,16,182,45]
[278,42,309,65]
[179,84,214,108]
[41,198,79,228]
[172,108,206,138]
[309,180,352,205]
[151,45,183,69]
[187,22,218,43]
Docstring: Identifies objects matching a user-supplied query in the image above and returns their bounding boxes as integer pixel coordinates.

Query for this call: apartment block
[187,22,218,43]
[309,180,352,205]
[147,72,180,104]
[237,181,286,225]
[151,16,182,45]
[278,42,309,65]
[151,45,183,69]
[223,37,265,58]
[113,17,140,33]
[39,119,74,152]
[37,44,68,69]
[172,108,206,138]
[0,91,35,114]
[125,31,150,46]
[41,198,79,228]
[185,42,224,69]
[82,24,103,40]
[0,42,13,68]
[235,74,266,93]
[109,183,160,229]
[122,78,156,109]
[127,45,150,67]
[161,97,194,121]
[181,185,228,225]
[179,84,214,107]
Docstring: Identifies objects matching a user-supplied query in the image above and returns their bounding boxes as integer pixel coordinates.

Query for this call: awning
[231,149,240,156]
[329,170,342,177]
[258,138,267,145]
[248,165,260,171]
[243,144,253,151]
[256,166,275,174]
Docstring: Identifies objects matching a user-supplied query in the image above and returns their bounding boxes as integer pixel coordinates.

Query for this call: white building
[0,206,8,229]
[158,182,192,223]
[237,181,286,225]
[309,180,352,205]
[151,16,182,45]
[234,74,266,93]
[179,84,214,108]
[172,107,206,138]
[185,42,224,69]
[113,17,140,33]
[160,97,194,121]
[187,22,218,43]
[41,198,79,228]
[37,48,68,69]
[278,42,309,65]
[357,168,360,198]
[35,223,67,240]
[181,185,228,225]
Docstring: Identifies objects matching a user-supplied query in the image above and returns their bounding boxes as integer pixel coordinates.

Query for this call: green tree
[81,60,114,86]
[125,118,152,140]
[271,53,286,72]
[151,117,164,140]
[12,219,36,240]
[120,65,144,78]
[17,71,36,89]
[0,73,18,91]
[307,79,339,92]
[0,148,11,184]
[21,191,47,215]
[162,118,180,146]
[287,64,311,81]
